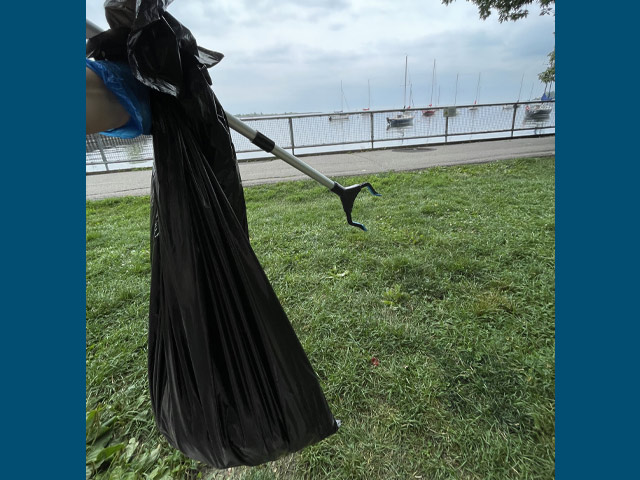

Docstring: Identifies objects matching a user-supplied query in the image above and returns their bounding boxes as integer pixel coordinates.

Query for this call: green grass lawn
[86,156,555,480]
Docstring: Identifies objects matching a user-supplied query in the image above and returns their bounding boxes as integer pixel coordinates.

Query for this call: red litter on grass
[370,357,380,367]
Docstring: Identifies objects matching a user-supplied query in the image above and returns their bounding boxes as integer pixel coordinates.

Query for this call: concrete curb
[86,136,555,200]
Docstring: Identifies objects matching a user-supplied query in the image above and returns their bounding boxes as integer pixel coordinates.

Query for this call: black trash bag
[87,0,338,468]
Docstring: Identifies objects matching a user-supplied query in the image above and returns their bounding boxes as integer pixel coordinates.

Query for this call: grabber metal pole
[86,19,103,38]
[226,114,334,189]
[225,113,381,230]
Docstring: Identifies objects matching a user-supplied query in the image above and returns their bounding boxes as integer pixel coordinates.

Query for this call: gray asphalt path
[86,136,554,200]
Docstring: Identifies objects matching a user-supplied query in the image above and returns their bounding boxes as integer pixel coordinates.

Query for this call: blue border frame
[557,4,638,478]
[2,2,637,477]
[0,5,85,476]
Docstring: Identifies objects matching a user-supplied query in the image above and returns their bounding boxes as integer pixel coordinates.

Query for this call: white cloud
[86,0,555,114]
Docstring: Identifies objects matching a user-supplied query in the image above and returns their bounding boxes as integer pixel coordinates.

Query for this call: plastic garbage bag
[87,0,338,468]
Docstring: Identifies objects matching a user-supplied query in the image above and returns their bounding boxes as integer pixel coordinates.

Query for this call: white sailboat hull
[386,114,414,127]
[525,104,552,119]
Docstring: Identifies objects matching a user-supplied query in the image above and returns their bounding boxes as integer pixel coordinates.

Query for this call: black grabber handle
[225,113,381,231]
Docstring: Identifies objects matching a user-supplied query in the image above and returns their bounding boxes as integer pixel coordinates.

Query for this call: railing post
[445,115,449,144]
[95,135,110,172]
[370,112,374,149]
[510,103,518,138]
[288,117,295,156]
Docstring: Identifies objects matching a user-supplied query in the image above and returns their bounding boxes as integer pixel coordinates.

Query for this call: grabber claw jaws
[330,182,382,231]
[223,112,382,230]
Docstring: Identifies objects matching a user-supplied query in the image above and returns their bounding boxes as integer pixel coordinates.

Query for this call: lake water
[86,102,555,173]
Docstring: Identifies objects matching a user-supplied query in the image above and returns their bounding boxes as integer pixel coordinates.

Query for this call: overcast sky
[86,0,555,115]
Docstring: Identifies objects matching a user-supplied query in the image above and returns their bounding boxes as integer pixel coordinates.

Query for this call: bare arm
[86,67,130,135]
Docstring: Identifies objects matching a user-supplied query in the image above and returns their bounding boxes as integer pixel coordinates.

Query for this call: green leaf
[86,445,105,464]
[86,414,117,445]
[124,437,140,463]
[97,443,126,462]
[135,444,163,471]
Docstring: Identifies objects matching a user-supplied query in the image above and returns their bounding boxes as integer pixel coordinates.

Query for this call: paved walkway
[86,136,555,200]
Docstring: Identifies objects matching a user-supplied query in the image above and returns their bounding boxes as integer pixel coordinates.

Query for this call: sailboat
[525,83,553,119]
[407,83,415,109]
[525,103,552,118]
[504,73,524,110]
[329,81,350,121]
[362,79,371,111]
[443,74,459,117]
[387,56,414,127]
[422,59,437,117]
[469,73,481,111]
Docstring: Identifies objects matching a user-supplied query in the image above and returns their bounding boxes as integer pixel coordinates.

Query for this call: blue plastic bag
[86,58,151,138]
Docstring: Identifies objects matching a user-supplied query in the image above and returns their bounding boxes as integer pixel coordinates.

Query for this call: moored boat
[387,56,414,127]
[468,73,481,111]
[524,103,552,119]
[329,81,350,121]
[422,59,437,117]
[387,114,414,127]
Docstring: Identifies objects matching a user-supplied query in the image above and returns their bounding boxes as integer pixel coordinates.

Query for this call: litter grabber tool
[86,17,380,230]
[225,113,381,231]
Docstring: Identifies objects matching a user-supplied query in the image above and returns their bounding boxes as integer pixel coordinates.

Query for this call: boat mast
[517,73,524,102]
[474,72,481,104]
[403,55,408,110]
[429,59,436,106]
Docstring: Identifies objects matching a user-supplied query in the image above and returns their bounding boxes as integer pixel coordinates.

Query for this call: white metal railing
[86,100,555,173]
